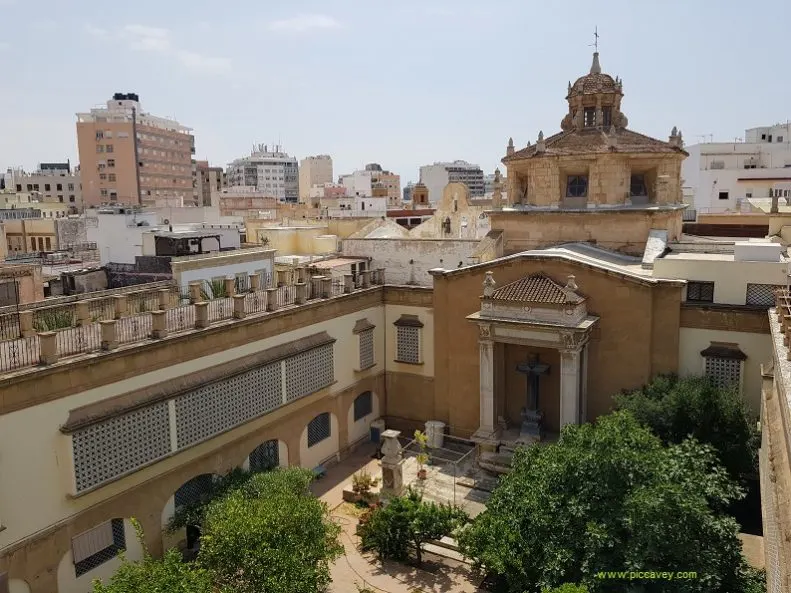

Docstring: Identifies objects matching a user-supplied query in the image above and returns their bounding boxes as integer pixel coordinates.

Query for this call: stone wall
[54,218,87,249]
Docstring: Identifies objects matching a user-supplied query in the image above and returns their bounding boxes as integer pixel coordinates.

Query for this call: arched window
[566,175,588,198]
[174,474,214,510]
[307,413,331,447]
[354,392,373,421]
[249,440,279,472]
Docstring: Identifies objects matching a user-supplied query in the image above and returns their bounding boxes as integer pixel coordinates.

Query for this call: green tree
[458,412,763,593]
[197,468,342,593]
[614,375,759,481]
[543,586,590,593]
[359,488,468,565]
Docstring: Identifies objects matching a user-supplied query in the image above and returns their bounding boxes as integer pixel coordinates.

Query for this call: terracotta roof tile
[490,273,581,304]
[504,128,685,161]
[569,72,619,96]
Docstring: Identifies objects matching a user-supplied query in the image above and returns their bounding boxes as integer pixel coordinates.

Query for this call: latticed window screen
[174,474,215,510]
[249,440,279,472]
[353,391,373,422]
[686,281,715,303]
[284,344,334,402]
[175,362,282,449]
[72,403,170,492]
[73,518,125,577]
[307,412,331,447]
[359,329,374,369]
[705,356,742,389]
[746,283,780,307]
[396,326,420,363]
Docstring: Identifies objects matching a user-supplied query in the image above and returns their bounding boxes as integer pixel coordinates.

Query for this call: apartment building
[227,145,299,203]
[682,122,791,215]
[420,160,485,203]
[298,155,333,204]
[194,161,227,207]
[3,163,82,212]
[76,93,195,208]
[339,163,401,206]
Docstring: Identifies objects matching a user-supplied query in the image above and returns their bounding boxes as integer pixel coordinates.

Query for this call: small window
[72,519,126,577]
[761,134,767,140]
[95,131,104,140]
[705,356,742,389]
[45,237,51,250]
[26,184,32,191]
[99,174,106,181]
[69,195,76,203]
[68,183,74,190]
[566,175,588,198]
[96,145,104,153]
[106,144,114,153]
[779,136,784,143]
[768,135,773,142]
[56,183,62,191]
[583,107,596,127]
[396,326,420,363]
[602,107,612,127]
[746,283,780,307]
[108,174,116,182]
[630,174,647,197]
[100,189,108,197]
[307,412,331,447]
[44,183,51,191]
[15,184,21,191]
[353,391,373,422]
[359,328,374,369]
[58,196,63,203]
[718,191,729,200]
[746,192,753,198]
[686,281,714,303]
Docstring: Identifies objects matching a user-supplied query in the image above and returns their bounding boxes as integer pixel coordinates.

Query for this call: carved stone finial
[494,168,501,182]
[565,274,578,291]
[536,131,546,154]
[590,51,601,75]
[506,137,515,156]
[671,125,678,136]
[483,271,497,297]
[568,80,572,93]
[538,130,544,142]
[508,137,514,147]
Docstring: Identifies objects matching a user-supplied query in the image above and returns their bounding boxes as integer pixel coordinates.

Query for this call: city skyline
[0,0,789,184]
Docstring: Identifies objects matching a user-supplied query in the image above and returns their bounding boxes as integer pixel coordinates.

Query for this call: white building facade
[227,145,299,203]
[419,161,485,203]
[682,123,791,215]
[4,163,83,212]
[298,155,333,203]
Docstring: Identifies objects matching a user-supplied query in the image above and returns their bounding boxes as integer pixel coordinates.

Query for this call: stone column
[296,266,307,284]
[266,287,278,312]
[233,294,246,319]
[277,269,288,287]
[343,273,354,294]
[295,282,307,304]
[151,310,168,338]
[479,330,496,434]
[249,272,261,292]
[360,269,371,288]
[194,302,209,329]
[38,331,58,365]
[100,319,118,350]
[559,348,582,428]
[114,295,128,319]
[75,301,91,326]
[377,268,386,285]
[224,277,235,297]
[580,344,589,423]
[320,276,332,299]
[19,310,34,338]
[158,289,171,311]
[379,429,404,498]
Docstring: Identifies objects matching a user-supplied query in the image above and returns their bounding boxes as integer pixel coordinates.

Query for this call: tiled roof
[504,128,685,161]
[570,72,618,96]
[490,273,581,304]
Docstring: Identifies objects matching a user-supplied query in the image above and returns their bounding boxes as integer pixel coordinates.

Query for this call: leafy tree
[614,375,759,481]
[458,412,763,593]
[359,488,468,565]
[197,468,342,593]
[91,519,217,593]
[543,586,590,593]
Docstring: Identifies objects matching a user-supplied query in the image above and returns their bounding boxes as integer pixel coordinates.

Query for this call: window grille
[746,283,780,307]
[73,519,125,577]
[72,403,170,492]
[353,391,373,422]
[686,281,714,303]
[396,326,420,363]
[307,412,331,447]
[566,175,588,198]
[174,474,214,510]
[249,440,279,472]
[284,344,334,402]
[359,328,374,369]
[175,361,281,449]
[704,357,741,389]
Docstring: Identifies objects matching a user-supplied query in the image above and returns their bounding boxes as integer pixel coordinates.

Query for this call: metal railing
[55,325,101,357]
[244,291,268,315]
[166,305,196,333]
[0,336,39,371]
[117,313,153,344]
[207,298,234,322]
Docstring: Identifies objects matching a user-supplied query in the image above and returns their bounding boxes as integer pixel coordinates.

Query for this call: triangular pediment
[490,273,583,305]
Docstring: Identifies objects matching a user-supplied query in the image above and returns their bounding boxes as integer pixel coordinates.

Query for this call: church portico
[468,271,597,466]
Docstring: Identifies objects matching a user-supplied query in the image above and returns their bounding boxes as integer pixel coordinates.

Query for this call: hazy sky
[0,0,789,184]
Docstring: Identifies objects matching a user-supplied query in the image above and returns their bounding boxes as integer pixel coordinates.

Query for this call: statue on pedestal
[515,354,550,444]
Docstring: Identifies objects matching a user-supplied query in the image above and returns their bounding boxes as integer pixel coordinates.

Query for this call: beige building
[77,93,195,208]
[3,163,82,213]
[299,155,334,204]
[0,264,45,305]
[194,161,226,207]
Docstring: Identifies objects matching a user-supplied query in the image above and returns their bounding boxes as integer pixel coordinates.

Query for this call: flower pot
[418,468,427,480]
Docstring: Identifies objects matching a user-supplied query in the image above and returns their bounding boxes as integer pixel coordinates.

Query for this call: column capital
[478,323,493,340]
[559,330,588,353]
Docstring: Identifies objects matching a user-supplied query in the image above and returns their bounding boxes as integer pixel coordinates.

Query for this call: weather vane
[590,26,599,52]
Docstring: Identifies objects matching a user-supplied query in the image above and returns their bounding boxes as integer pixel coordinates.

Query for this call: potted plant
[414,430,429,480]
[351,470,380,504]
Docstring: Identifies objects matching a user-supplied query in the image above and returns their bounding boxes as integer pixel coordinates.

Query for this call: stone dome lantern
[561,52,627,132]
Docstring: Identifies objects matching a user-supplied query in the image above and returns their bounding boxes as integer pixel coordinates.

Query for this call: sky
[0,0,789,185]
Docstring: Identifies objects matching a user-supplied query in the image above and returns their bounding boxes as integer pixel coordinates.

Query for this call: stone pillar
[224,277,235,297]
[100,319,118,350]
[321,276,332,299]
[343,273,354,294]
[38,331,58,365]
[379,429,405,498]
[478,331,496,434]
[114,295,128,319]
[277,269,288,287]
[580,344,589,423]
[296,266,307,284]
[266,287,278,312]
[75,301,91,326]
[195,302,209,328]
[360,270,371,288]
[377,268,386,285]
[158,289,171,311]
[295,282,307,304]
[233,294,246,319]
[19,310,34,338]
[559,348,582,428]
[189,282,202,303]
[151,310,168,338]
[249,272,261,292]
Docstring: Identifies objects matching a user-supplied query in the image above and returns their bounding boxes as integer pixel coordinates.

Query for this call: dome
[567,52,622,98]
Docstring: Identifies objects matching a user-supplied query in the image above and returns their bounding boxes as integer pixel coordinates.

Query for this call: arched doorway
[248,439,287,472]
[162,473,216,555]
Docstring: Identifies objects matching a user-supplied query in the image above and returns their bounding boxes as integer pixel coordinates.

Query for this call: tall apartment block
[419,160,485,203]
[298,155,333,204]
[227,144,299,203]
[194,161,227,207]
[339,163,401,206]
[76,93,195,208]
